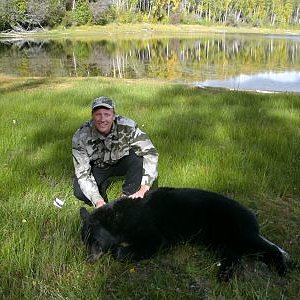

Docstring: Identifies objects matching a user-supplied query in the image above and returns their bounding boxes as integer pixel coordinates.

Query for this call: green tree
[282,0,294,23]
[0,1,8,30]
[73,0,93,25]
[7,0,28,29]
[89,0,113,25]
[48,0,66,27]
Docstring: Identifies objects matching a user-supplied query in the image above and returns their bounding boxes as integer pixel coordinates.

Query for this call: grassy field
[0,76,300,299]
[1,23,300,40]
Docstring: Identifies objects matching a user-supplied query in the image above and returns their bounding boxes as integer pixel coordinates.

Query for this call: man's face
[92,107,115,136]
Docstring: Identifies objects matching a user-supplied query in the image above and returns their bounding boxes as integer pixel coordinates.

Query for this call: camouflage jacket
[72,115,158,205]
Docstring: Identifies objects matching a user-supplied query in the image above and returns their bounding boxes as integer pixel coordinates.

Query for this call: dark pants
[73,150,143,205]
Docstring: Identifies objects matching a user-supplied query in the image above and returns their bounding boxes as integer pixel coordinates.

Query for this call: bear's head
[80,207,117,262]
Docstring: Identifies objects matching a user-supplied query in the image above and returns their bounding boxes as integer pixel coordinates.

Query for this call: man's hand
[95,199,106,208]
[129,185,150,199]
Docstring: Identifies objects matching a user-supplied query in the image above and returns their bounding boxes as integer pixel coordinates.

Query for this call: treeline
[1,0,300,32]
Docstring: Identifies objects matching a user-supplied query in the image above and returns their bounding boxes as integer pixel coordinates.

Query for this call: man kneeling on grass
[72,96,159,208]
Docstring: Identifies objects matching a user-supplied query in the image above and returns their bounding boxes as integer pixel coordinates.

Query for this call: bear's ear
[80,207,90,222]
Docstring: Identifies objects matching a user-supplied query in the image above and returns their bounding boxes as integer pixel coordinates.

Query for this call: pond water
[198,71,300,92]
[1,33,300,92]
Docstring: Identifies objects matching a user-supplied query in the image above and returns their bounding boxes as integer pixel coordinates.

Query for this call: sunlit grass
[0,76,300,299]
[2,23,300,40]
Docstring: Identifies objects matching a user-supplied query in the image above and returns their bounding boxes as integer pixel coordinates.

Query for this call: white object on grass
[53,197,65,208]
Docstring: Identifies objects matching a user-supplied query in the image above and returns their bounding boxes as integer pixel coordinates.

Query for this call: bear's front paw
[113,245,135,260]
[217,259,240,282]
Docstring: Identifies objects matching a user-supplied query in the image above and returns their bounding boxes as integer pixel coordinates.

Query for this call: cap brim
[92,104,113,110]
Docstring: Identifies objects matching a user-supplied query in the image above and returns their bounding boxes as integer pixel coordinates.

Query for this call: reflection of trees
[0,35,300,79]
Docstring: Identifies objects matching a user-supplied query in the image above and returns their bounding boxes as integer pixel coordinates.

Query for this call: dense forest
[0,0,300,32]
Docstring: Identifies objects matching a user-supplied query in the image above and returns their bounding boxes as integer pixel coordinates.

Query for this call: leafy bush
[94,6,117,25]
[61,11,74,28]
[0,2,8,31]
[73,0,93,25]
[117,9,135,23]
[47,0,66,28]
[89,0,114,25]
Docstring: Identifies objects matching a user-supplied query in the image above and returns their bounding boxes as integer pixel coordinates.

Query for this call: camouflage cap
[92,96,115,111]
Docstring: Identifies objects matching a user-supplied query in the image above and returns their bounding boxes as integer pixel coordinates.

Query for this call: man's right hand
[95,199,106,208]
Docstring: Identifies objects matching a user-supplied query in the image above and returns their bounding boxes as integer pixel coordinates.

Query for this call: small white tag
[53,197,65,208]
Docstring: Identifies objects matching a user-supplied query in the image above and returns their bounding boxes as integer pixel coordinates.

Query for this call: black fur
[80,187,289,281]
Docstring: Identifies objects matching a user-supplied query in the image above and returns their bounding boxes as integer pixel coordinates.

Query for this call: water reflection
[198,71,300,92]
[0,33,300,91]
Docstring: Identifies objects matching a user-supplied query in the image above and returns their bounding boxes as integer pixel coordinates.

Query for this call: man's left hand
[129,185,150,199]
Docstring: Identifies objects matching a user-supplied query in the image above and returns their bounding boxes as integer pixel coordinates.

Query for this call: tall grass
[1,76,300,299]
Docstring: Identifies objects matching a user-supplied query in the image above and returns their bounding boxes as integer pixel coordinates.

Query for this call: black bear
[80,187,289,280]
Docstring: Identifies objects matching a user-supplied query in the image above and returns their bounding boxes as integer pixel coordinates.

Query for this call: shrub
[94,6,117,25]
[73,0,93,25]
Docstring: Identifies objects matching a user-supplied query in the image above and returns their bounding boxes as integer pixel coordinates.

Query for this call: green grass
[1,76,300,299]
[2,23,300,40]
